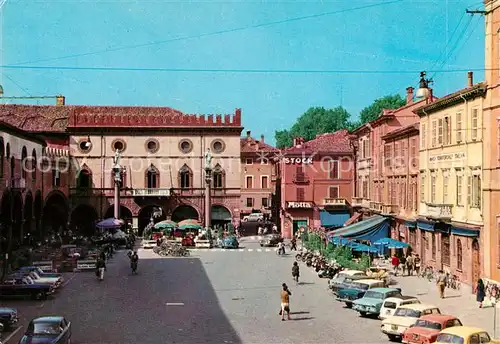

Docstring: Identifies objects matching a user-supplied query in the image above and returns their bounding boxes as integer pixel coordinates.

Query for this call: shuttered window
[296,188,305,201]
[471,109,478,141]
[329,186,339,199]
[329,160,339,179]
[456,112,463,143]
[421,123,426,149]
[438,118,444,145]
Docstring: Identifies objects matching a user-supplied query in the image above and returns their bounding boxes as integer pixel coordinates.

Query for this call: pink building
[279,130,355,238]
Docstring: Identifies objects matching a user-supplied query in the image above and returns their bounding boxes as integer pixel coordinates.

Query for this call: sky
[0,0,486,145]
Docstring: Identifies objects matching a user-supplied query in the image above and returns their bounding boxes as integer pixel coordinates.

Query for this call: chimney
[406,87,414,104]
[246,130,251,141]
[293,137,298,146]
[260,134,264,143]
[468,71,473,88]
[56,95,65,106]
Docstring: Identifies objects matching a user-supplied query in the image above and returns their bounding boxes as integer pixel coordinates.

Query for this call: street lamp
[112,149,122,219]
[416,71,433,99]
[204,148,213,229]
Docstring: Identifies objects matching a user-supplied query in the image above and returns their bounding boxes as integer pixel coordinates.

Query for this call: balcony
[352,197,370,208]
[292,173,310,184]
[323,198,348,207]
[382,204,399,215]
[370,201,383,212]
[8,177,26,190]
[425,203,453,220]
[132,188,171,197]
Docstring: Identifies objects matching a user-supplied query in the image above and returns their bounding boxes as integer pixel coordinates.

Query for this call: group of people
[391,253,422,276]
[94,249,139,281]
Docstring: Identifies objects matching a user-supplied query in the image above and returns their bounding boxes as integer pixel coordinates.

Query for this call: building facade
[240,131,278,219]
[415,74,485,285]
[279,130,355,238]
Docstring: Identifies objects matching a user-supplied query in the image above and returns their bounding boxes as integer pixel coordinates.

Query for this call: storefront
[282,201,315,238]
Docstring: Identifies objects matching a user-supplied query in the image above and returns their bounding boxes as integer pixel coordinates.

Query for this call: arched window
[457,239,463,270]
[20,146,27,179]
[0,138,4,178]
[179,164,192,189]
[213,164,224,189]
[77,168,92,188]
[31,149,37,183]
[431,233,436,260]
[146,165,159,189]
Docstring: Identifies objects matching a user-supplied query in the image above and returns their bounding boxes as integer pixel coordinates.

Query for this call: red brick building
[279,130,355,238]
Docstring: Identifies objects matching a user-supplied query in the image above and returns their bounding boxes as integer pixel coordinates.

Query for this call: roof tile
[284,129,353,154]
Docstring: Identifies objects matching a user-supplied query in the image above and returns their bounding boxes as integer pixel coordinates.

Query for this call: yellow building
[415,75,485,286]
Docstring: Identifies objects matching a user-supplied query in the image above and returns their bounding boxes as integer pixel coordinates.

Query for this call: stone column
[204,168,212,228]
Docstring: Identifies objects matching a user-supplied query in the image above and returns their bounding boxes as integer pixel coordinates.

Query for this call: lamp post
[112,149,122,220]
[204,148,213,229]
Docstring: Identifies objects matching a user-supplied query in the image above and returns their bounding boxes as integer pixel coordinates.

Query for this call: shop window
[441,234,450,266]
[457,239,463,270]
[431,233,436,260]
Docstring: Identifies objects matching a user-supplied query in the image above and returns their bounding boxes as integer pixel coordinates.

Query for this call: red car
[402,314,463,344]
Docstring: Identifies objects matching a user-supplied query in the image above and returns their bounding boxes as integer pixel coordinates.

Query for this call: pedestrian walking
[436,270,447,299]
[406,254,414,276]
[400,255,407,276]
[290,237,297,251]
[414,254,421,275]
[391,254,400,276]
[475,279,485,308]
[279,283,292,321]
[292,262,299,284]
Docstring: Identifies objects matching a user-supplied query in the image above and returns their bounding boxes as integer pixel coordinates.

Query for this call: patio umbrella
[373,237,394,246]
[96,218,124,229]
[352,243,379,253]
[373,237,409,249]
[154,220,177,230]
[178,219,202,230]
[329,236,351,246]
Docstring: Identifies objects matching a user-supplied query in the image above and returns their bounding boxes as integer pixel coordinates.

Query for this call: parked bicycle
[445,274,461,290]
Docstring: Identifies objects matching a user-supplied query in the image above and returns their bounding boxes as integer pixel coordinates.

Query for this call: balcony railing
[425,203,453,220]
[352,197,364,206]
[323,198,347,207]
[370,201,383,212]
[382,204,399,215]
[8,177,26,190]
[292,173,310,184]
[132,188,171,197]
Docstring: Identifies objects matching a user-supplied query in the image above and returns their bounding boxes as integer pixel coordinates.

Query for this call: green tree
[275,106,352,148]
[358,94,406,125]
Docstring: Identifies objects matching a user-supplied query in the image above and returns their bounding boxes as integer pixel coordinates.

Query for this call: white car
[243,213,264,222]
[379,296,420,320]
[381,304,441,341]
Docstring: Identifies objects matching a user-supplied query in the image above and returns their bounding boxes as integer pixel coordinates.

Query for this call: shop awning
[330,215,389,242]
[451,226,480,237]
[405,220,417,228]
[320,210,351,228]
[417,220,435,232]
[344,212,362,226]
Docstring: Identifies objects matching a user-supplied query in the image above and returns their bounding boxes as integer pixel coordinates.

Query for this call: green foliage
[358,94,406,125]
[275,130,293,149]
[304,233,324,251]
[358,254,371,270]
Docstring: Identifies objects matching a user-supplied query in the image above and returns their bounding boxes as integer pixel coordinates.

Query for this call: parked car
[19,316,71,344]
[222,236,239,249]
[379,296,421,320]
[259,234,282,247]
[0,277,55,300]
[435,326,500,344]
[0,307,18,332]
[17,266,64,281]
[336,279,386,308]
[243,213,264,222]
[328,270,367,292]
[402,314,463,344]
[352,287,403,316]
[381,304,441,341]
[11,271,62,288]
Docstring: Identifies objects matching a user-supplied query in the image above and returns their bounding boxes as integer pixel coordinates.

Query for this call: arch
[70,204,98,236]
[171,205,199,223]
[104,205,133,222]
[12,192,23,248]
[0,137,4,178]
[145,164,159,189]
[178,164,192,189]
[211,204,232,228]
[213,164,225,189]
[137,205,166,236]
[23,192,33,241]
[31,148,37,183]
[77,165,93,188]
[42,191,69,238]
[21,146,27,179]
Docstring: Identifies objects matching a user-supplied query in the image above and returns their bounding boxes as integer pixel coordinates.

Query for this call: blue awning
[417,220,435,232]
[405,221,417,228]
[451,226,480,237]
[320,210,351,228]
[331,215,389,242]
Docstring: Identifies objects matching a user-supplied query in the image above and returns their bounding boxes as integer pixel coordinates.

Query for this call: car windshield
[364,291,383,298]
[436,334,464,344]
[350,283,369,290]
[28,322,62,335]
[394,308,421,317]
[415,320,442,330]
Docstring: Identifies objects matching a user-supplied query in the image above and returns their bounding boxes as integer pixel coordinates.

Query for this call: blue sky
[0,0,485,145]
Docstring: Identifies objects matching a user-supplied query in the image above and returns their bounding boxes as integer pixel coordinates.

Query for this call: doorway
[293,220,307,236]
[420,231,426,264]
[472,239,480,288]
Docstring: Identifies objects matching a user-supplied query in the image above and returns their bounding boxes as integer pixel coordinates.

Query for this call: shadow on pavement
[298,282,315,285]
[290,311,309,315]
[291,317,315,321]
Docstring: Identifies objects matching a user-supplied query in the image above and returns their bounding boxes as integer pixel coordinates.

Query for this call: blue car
[19,316,71,344]
[222,236,239,249]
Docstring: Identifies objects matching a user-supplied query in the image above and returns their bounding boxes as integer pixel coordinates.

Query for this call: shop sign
[429,152,466,163]
[287,202,313,208]
[283,157,313,164]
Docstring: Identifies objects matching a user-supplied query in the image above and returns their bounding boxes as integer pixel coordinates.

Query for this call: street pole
[205,167,212,229]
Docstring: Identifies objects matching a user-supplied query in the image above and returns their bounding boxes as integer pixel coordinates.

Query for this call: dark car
[0,277,55,300]
[259,234,282,247]
[0,307,18,332]
[19,316,71,344]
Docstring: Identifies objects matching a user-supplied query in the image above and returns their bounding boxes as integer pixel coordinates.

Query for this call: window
[179,139,193,154]
[329,186,339,199]
[296,188,305,201]
[438,118,444,145]
[456,174,463,206]
[146,139,159,153]
[413,179,418,210]
[112,139,126,152]
[262,198,269,208]
[10,157,14,179]
[246,176,253,189]
[211,140,225,153]
[420,174,426,203]
[384,144,392,168]
[432,120,437,147]
[213,165,224,188]
[359,139,364,159]
[261,176,268,189]
[391,179,397,205]
[443,173,449,203]
[421,123,426,149]
[442,234,450,266]
[402,141,407,167]
[246,198,253,207]
[295,166,306,182]
[362,179,369,198]
[245,158,253,165]
[395,143,400,168]
[456,112,463,143]
[457,239,463,270]
[471,108,479,141]
[444,116,451,145]
[179,165,191,189]
[431,174,436,203]
[401,178,407,209]
[329,160,339,179]
[468,173,481,208]
[364,139,370,158]
[52,169,60,187]
[147,165,159,188]
[432,233,436,260]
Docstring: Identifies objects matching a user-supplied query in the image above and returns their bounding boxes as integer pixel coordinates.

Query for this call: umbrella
[178,219,202,230]
[373,237,409,249]
[329,236,351,246]
[386,241,409,249]
[154,220,177,230]
[96,218,124,229]
[112,230,128,239]
[352,243,379,253]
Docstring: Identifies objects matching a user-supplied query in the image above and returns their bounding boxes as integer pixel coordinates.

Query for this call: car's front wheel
[345,302,352,308]
[359,311,366,317]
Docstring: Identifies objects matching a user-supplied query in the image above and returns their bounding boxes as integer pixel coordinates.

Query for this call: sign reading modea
[283,157,313,164]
